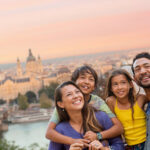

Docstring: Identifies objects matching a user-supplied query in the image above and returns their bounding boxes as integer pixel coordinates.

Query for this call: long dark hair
[55,81,103,133]
[105,69,136,119]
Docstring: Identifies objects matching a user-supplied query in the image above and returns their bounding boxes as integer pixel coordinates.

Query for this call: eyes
[112,81,128,88]
[79,75,95,82]
[66,89,81,97]
[134,63,150,73]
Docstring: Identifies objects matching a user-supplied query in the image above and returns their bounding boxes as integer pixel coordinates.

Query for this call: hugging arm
[98,98,124,139]
[95,111,124,150]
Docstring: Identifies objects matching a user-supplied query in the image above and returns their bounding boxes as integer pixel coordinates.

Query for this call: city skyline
[1,0,150,63]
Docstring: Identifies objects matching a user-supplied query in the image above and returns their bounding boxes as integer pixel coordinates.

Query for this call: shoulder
[95,111,113,129]
[136,94,147,101]
[90,94,105,107]
[95,111,108,119]
[106,96,115,103]
[55,122,69,132]
[106,96,116,112]
[91,94,104,101]
[136,94,147,108]
[106,96,116,106]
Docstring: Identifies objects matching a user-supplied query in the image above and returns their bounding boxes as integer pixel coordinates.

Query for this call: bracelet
[96,132,102,140]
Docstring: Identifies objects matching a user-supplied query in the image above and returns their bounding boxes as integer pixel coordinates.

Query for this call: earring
[62,108,65,111]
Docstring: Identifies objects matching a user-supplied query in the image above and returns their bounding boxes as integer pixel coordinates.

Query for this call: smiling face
[75,71,95,96]
[111,74,132,99]
[133,58,150,88]
[57,84,84,112]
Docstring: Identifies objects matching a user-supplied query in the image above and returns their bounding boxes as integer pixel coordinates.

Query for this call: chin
[140,83,150,88]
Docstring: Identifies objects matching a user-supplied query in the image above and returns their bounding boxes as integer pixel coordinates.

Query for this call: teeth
[83,86,89,89]
[143,77,149,79]
[73,100,81,104]
[118,91,124,94]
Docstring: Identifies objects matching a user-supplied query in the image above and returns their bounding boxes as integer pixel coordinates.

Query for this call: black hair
[71,65,98,88]
[132,52,150,74]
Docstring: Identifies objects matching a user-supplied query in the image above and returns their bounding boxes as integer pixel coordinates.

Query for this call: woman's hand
[88,140,110,150]
[89,140,103,150]
[72,138,90,147]
[84,131,97,142]
[69,143,84,150]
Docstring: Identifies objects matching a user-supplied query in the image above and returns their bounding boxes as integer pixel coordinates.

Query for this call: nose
[84,78,89,84]
[117,84,122,89]
[139,67,147,74]
[73,92,78,98]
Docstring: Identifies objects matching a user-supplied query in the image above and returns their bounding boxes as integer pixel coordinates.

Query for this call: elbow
[120,126,124,135]
[118,124,124,135]
[45,130,51,140]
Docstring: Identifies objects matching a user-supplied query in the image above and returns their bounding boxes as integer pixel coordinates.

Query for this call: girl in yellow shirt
[106,69,148,150]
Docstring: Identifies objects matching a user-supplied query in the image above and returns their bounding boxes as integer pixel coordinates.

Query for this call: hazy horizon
[0,47,148,70]
[1,0,150,63]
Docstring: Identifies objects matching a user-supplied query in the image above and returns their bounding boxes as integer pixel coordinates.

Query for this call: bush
[0,139,48,150]
[17,94,29,110]
[39,93,52,108]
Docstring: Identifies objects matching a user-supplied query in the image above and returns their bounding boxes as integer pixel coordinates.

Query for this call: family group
[45,52,150,150]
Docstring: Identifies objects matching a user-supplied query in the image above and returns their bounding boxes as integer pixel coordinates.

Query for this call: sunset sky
[0,0,150,64]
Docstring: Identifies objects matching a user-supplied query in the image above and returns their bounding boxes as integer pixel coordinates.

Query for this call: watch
[96,132,102,140]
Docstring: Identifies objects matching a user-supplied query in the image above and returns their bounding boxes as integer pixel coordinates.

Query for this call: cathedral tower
[16,58,22,77]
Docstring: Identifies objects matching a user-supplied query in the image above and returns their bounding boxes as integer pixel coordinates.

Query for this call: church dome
[27,49,36,62]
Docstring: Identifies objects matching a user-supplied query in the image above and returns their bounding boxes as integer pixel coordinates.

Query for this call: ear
[57,101,64,109]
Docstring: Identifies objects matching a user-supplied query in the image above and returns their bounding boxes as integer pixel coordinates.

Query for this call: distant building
[26,49,43,76]
[57,66,71,83]
[0,49,72,103]
[0,49,43,103]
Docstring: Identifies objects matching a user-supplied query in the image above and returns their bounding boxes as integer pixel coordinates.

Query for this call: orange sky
[0,0,150,64]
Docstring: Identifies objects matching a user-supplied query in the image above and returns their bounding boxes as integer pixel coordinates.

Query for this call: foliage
[9,98,18,105]
[39,93,52,108]
[25,91,37,103]
[17,94,29,110]
[0,139,25,150]
[0,99,6,105]
[38,82,59,100]
[0,138,48,150]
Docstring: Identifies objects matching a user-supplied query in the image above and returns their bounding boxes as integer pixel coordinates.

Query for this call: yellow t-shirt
[114,100,146,146]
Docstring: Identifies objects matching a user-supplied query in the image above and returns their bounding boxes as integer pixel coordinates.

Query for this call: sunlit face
[111,74,132,99]
[75,71,95,96]
[58,85,84,112]
[133,58,150,88]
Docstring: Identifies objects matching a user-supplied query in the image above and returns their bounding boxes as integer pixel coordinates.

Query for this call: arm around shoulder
[106,96,116,113]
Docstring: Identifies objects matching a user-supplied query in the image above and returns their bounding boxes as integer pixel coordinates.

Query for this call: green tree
[39,93,52,108]
[0,99,6,105]
[25,91,37,103]
[38,82,59,101]
[0,138,48,150]
[0,138,25,150]
[17,94,29,110]
[47,82,59,100]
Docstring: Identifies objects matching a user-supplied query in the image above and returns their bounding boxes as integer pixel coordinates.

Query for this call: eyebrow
[134,62,150,68]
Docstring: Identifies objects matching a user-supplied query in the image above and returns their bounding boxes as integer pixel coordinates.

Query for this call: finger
[71,143,84,148]
[88,145,91,150]
[90,143,101,150]
[81,139,90,143]
[83,133,89,138]
[83,142,89,148]
[70,147,82,150]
